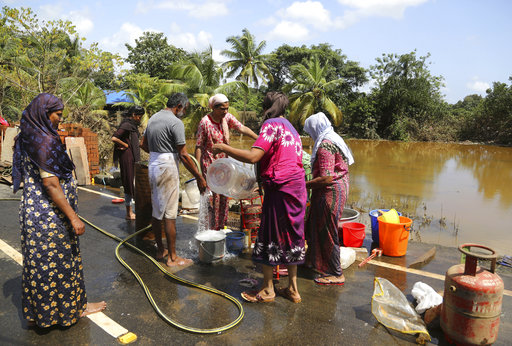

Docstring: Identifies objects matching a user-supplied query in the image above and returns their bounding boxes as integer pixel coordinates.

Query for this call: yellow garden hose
[2,156,244,333]
[1,195,243,334]
[79,216,244,334]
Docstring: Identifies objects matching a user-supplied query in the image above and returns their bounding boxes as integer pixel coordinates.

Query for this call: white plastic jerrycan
[206,158,257,199]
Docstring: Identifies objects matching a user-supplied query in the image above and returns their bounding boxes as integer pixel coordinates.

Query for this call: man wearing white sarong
[141,93,207,266]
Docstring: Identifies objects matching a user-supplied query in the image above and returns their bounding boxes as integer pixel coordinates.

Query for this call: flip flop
[314,276,345,286]
[112,198,125,204]
[275,286,302,303]
[241,290,275,303]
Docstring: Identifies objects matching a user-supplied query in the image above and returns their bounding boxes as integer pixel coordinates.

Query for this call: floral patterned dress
[251,117,307,266]
[305,139,350,276]
[196,113,242,229]
[19,153,87,327]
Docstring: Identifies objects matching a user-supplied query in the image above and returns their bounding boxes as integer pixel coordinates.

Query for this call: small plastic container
[339,247,356,269]
[184,178,200,205]
[225,231,245,255]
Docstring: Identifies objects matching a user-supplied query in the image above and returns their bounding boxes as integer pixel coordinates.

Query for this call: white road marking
[0,234,134,340]
[87,312,129,338]
[0,239,22,265]
[77,186,119,199]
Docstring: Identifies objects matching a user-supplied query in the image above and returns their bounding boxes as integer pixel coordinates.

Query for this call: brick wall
[59,123,100,177]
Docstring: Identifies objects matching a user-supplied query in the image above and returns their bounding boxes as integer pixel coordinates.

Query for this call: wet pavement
[0,183,511,345]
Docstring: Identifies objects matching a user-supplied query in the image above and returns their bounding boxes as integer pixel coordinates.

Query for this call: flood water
[186,138,512,255]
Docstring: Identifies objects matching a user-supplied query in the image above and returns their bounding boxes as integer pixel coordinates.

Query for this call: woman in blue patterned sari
[12,93,106,328]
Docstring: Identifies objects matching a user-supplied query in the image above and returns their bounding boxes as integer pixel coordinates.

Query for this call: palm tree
[181,82,248,137]
[114,73,176,127]
[170,46,223,93]
[284,56,344,127]
[221,29,273,122]
[171,47,248,136]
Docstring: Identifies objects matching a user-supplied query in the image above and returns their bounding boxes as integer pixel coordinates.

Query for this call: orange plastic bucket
[378,215,412,256]
[342,222,366,247]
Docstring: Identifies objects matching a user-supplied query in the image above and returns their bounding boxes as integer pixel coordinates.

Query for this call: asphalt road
[1,183,510,345]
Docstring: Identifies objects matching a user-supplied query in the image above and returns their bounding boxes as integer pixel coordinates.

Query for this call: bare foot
[125,213,136,220]
[276,286,301,303]
[166,256,193,267]
[81,301,107,317]
[156,249,169,262]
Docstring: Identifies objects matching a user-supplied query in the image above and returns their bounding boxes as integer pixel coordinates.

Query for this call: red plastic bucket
[342,222,366,247]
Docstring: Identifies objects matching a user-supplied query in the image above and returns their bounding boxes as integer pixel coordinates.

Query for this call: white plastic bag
[411,281,443,314]
[339,247,356,269]
[372,277,430,341]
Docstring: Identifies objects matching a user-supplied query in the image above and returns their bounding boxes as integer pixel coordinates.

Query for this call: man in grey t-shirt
[141,93,207,267]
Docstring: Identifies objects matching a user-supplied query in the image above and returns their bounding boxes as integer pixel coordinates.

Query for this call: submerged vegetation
[1,6,512,170]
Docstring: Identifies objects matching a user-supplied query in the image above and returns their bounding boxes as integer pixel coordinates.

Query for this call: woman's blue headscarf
[12,93,75,193]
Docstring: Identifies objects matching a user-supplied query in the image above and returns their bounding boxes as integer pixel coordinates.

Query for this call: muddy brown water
[185,138,512,255]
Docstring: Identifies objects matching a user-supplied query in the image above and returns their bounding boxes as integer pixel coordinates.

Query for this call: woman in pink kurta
[195,94,257,230]
[212,92,306,304]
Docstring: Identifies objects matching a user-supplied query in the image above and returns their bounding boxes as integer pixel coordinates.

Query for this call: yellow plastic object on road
[118,332,137,344]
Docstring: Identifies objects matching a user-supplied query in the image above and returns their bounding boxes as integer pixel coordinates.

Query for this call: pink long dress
[196,113,242,230]
[251,117,307,265]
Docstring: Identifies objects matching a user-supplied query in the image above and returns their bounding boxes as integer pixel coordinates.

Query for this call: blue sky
[3,0,511,103]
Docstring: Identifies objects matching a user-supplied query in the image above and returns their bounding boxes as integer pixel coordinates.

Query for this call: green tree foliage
[267,43,367,106]
[222,28,273,88]
[222,28,273,123]
[0,6,122,122]
[228,87,265,118]
[370,51,445,140]
[284,56,344,127]
[344,95,379,139]
[2,5,511,147]
[170,46,248,136]
[115,73,170,127]
[450,94,483,140]
[125,32,187,80]
[89,50,121,90]
[470,78,512,144]
[58,80,115,166]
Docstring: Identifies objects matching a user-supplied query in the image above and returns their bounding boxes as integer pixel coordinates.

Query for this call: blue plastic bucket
[369,209,402,244]
[225,231,245,254]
